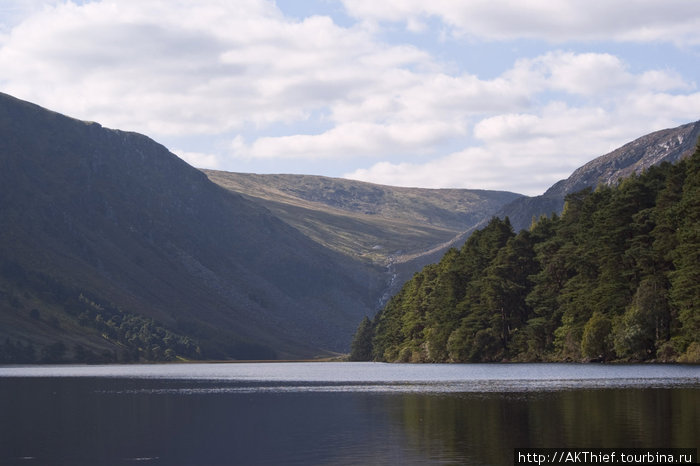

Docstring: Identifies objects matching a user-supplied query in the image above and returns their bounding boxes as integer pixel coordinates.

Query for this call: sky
[1,1,699,195]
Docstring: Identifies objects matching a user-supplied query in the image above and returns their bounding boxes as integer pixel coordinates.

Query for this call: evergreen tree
[613,277,667,360]
[350,317,374,361]
[669,141,700,360]
[581,312,613,360]
[362,142,699,363]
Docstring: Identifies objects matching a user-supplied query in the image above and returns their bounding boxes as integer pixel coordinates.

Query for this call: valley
[1,91,698,363]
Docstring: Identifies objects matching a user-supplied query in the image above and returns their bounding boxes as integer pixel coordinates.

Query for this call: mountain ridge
[496,120,700,231]
[2,91,697,363]
[203,170,521,265]
[0,91,383,361]
[355,142,700,363]
[203,171,522,309]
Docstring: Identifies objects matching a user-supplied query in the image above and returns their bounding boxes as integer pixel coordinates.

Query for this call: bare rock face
[545,121,700,198]
[498,120,700,232]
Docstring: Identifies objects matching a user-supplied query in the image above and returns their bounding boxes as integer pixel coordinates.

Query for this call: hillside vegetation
[0,92,383,363]
[203,171,521,265]
[496,120,700,232]
[353,141,700,363]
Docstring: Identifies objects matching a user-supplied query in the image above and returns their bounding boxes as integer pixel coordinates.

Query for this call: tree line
[352,141,700,363]
[0,259,202,363]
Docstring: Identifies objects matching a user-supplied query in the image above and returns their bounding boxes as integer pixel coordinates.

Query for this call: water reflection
[394,389,699,465]
[0,365,697,465]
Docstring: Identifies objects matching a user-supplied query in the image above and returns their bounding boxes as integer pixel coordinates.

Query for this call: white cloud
[340,48,697,195]
[504,51,695,98]
[521,52,632,95]
[340,0,700,45]
[172,149,221,169]
[622,92,700,123]
[0,0,396,134]
[234,120,467,160]
[0,0,697,195]
[0,0,60,34]
[346,93,699,195]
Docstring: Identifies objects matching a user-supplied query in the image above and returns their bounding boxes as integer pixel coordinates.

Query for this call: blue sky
[1,0,699,195]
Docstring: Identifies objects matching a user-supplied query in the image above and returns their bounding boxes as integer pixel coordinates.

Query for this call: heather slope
[0,92,383,362]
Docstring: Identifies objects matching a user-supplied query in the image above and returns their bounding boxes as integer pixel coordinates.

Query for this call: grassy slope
[203,171,522,266]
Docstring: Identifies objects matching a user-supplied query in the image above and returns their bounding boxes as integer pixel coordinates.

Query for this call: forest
[352,141,700,363]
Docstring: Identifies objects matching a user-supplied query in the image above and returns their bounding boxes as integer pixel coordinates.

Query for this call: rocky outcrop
[498,120,700,231]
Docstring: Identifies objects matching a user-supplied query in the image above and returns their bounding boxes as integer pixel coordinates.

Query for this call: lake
[0,362,698,465]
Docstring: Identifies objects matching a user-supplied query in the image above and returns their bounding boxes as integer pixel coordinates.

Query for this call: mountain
[203,171,520,266]
[5,89,694,364]
[357,143,700,363]
[497,120,700,231]
[203,171,521,303]
[0,92,384,362]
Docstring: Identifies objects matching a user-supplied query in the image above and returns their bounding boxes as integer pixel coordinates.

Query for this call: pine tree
[366,143,699,363]
[349,317,374,361]
[669,142,700,358]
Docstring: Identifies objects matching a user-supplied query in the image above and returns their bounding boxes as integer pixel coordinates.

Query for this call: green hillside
[203,171,521,265]
[354,140,700,363]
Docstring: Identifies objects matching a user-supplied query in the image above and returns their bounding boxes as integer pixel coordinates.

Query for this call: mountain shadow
[204,171,522,306]
[0,92,384,362]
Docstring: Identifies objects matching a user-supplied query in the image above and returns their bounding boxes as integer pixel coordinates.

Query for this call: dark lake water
[0,362,698,465]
